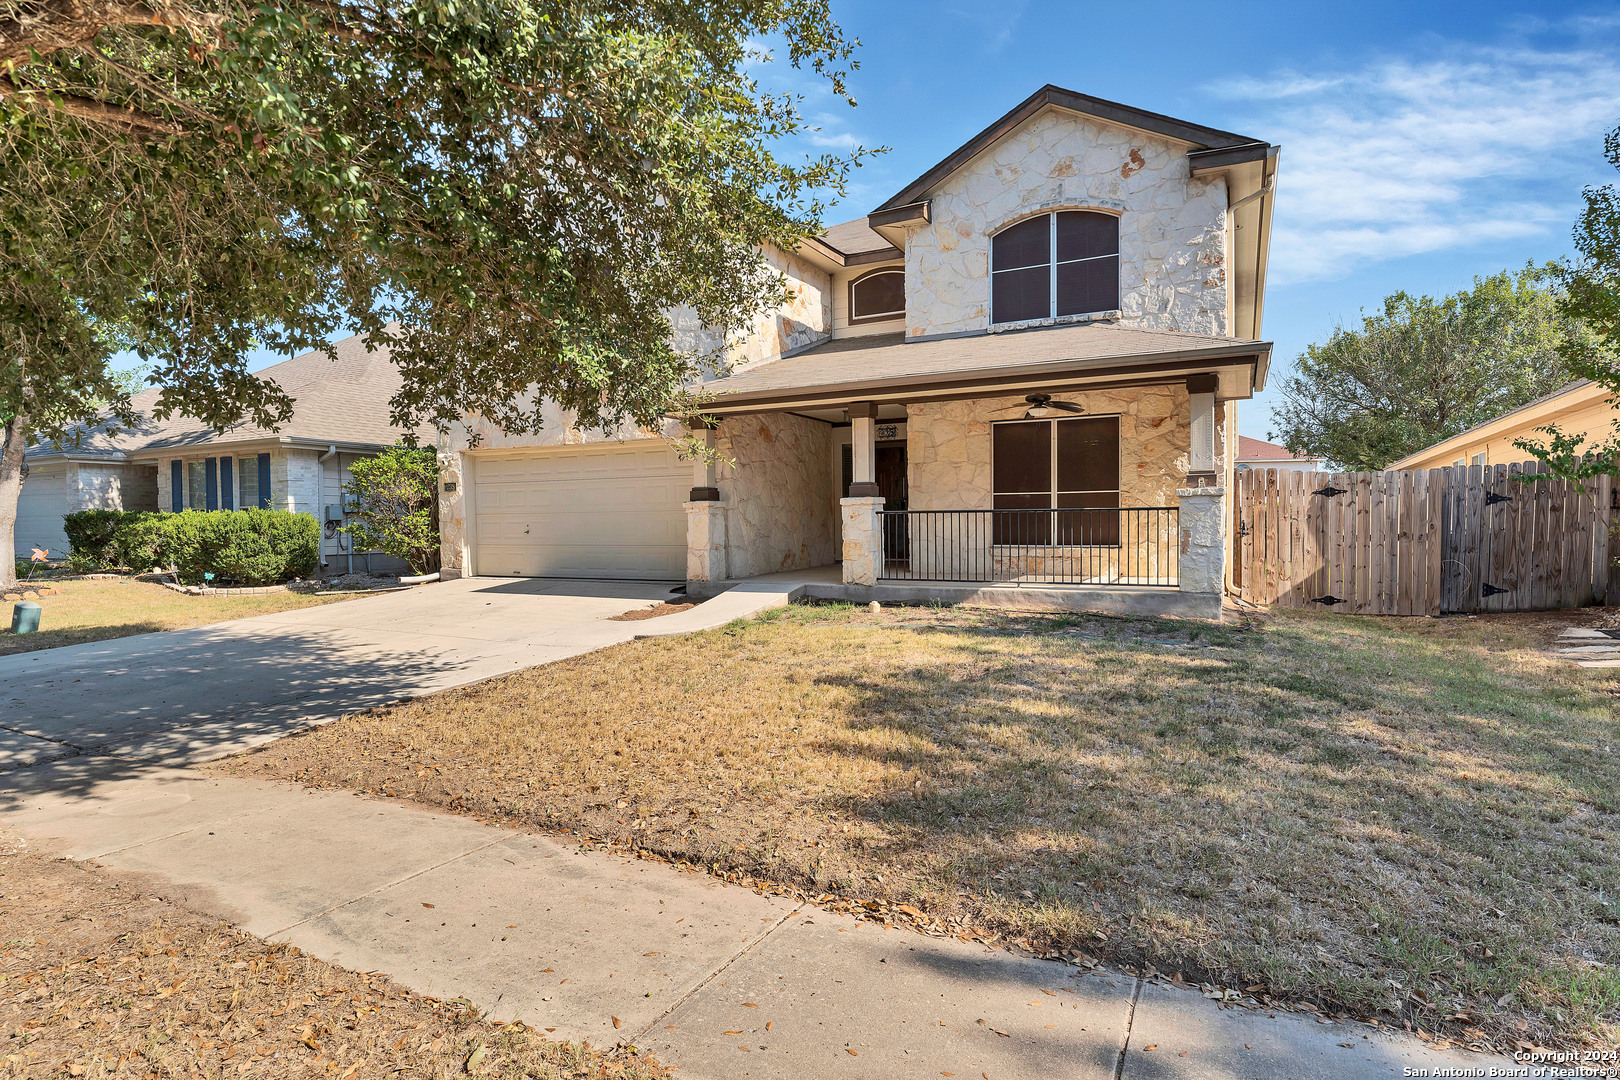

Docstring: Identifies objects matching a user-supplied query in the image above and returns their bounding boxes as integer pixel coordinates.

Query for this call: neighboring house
[1390,379,1615,472]
[437,85,1281,616]
[17,332,414,574]
[1234,435,1322,475]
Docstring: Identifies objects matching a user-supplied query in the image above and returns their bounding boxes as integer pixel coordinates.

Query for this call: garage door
[15,462,68,558]
[472,442,688,579]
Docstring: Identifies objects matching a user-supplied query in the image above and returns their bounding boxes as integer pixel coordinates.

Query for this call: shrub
[160,510,320,585]
[344,445,440,574]
[63,509,165,570]
[62,509,125,568]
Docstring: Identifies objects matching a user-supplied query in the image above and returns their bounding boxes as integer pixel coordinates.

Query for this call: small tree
[343,446,439,575]
[1269,266,1590,470]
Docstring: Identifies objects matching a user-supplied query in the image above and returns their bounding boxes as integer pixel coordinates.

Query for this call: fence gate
[1235,463,1614,615]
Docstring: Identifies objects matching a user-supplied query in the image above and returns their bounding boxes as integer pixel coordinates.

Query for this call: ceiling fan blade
[1050,400,1086,412]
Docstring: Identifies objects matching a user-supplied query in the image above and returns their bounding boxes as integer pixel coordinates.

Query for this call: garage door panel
[472,443,687,580]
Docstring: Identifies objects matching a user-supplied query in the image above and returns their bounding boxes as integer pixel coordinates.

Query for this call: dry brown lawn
[0,578,358,655]
[224,601,1620,1051]
[0,830,665,1078]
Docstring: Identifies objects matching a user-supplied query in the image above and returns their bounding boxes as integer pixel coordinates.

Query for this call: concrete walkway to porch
[1,755,1502,1080]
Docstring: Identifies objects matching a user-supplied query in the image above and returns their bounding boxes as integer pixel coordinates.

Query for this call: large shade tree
[0,0,866,585]
[1268,266,1594,471]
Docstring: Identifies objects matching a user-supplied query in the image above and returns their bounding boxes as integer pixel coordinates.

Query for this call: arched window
[848,268,905,323]
[991,211,1119,324]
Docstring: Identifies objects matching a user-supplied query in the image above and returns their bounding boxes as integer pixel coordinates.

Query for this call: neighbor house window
[991,211,1120,324]
[991,415,1120,544]
[848,268,905,323]
[239,457,259,509]
[187,460,206,510]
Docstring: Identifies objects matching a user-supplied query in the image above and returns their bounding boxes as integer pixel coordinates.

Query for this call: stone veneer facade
[707,413,838,579]
[903,109,1229,339]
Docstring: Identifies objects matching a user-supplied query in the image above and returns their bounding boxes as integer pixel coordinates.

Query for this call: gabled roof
[874,84,1273,213]
[28,330,415,462]
[1388,379,1607,470]
[1238,436,1318,462]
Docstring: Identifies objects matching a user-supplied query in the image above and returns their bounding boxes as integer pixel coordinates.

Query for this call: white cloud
[1215,39,1620,283]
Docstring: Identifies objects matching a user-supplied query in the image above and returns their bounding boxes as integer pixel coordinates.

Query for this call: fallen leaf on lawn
[611,1017,621,1029]
[545,1028,556,1033]
[464,1041,487,1071]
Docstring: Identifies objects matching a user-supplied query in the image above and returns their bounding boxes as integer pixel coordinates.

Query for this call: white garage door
[15,462,68,558]
[472,442,688,579]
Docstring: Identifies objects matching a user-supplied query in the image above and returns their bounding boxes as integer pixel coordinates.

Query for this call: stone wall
[712,412,837,578]
[903,109,1229,339]
[69,462,157,512]
[437,451,467,578]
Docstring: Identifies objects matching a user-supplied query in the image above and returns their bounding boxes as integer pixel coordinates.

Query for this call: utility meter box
[324,503,344,523]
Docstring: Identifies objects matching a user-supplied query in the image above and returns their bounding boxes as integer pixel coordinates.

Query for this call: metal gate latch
[1485,491,1512,505]
[1313,485,1348,498]
[1481,583,1510,597]
[1310,595,1345,605]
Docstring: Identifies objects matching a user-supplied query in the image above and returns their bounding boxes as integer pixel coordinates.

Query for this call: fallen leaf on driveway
[1142,1044,1157,1051]
[742,1002,758,1008]
[611,1017,621,1029]
[422,903,435,909]
[643,952,659,956]
[725,1031,743,1036]
[765,1021,773,1031]
[846,1048,859,1056]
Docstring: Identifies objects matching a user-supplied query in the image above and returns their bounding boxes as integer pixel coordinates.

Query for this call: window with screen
[991,416,1120,545]
[991,211,1120,324]
[187,460,206,510]
[848,269,905,323]
[239,457,259,509]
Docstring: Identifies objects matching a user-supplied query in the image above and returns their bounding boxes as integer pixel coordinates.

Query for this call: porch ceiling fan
[997,393,1085,419]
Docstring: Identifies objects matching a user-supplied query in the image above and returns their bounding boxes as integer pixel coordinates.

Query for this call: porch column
[1186,374,1218,488]
[685,418,726,581]
[1177,484,1226,596]
[688,418,720,502]
[847,401,880,498]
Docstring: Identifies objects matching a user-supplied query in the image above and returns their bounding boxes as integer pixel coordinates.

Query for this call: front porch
[680,376,1233,619]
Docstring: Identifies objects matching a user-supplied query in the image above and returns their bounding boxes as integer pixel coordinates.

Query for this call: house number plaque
[876,424,902,441]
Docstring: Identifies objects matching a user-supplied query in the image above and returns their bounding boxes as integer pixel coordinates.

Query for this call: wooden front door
[876,444,908,559]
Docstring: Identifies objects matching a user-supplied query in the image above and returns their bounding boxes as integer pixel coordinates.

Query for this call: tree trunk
[0,413,28,589]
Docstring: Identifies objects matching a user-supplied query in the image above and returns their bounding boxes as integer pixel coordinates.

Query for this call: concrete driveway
[0,576,678,770]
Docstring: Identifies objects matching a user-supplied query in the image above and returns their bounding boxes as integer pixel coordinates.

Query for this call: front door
[876,444,908,560]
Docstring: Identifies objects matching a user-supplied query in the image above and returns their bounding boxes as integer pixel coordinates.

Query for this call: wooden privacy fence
[1235,463,1617,615]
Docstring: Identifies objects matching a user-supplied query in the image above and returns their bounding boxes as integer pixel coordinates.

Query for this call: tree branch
[0,71,183,134]
[1,0,225,68]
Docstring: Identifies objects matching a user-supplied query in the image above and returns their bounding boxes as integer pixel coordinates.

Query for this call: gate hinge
[1237,521,1252,538]
[1485,491,1512,506]
[1313,485,1348,498]
[1481,583,1511,597]
[1310,595,1345,606]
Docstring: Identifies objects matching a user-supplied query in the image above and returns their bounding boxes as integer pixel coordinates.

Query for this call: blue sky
[768,0,1620,439]
[211,1,1620,442]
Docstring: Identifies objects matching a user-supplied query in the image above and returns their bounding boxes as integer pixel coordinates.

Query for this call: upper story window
[991,211,1120,324]
[848,268,905,323]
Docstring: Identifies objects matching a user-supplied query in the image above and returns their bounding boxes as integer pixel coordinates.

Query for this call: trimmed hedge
[63,509,320,585]
[62,510,164,571]
[161,510,321,585]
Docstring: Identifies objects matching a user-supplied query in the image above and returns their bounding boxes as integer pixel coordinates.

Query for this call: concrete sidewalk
[0,757,1502,1080]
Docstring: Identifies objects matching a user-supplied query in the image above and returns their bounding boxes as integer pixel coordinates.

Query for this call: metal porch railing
[877,507,1179,585]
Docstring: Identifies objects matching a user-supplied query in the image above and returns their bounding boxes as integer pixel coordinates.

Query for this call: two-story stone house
[436,85,1279,617]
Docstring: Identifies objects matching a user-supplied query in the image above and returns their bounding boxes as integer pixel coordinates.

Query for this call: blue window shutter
[170,461,183,512]
[205,457,219,511]
[257,453,271,509]
[220,457,234,510]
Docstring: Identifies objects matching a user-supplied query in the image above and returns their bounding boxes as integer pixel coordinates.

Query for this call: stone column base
[686,501,728,582]
[840,496,885,586]
[1177,486,1226,596]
